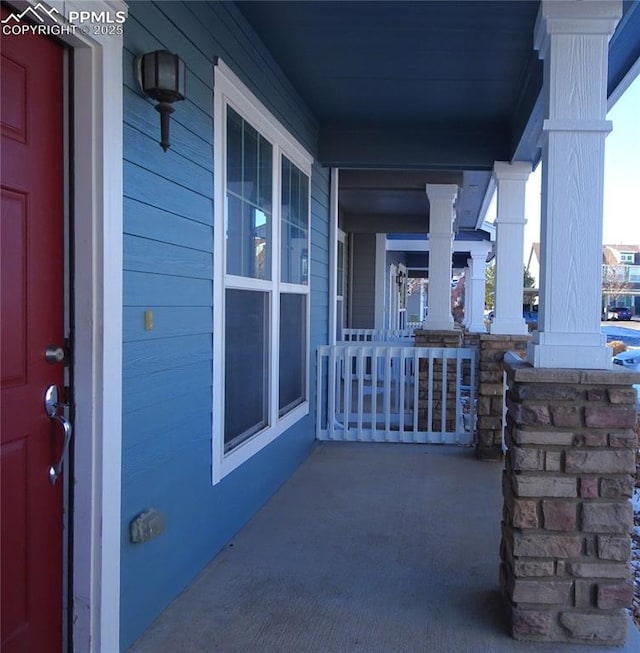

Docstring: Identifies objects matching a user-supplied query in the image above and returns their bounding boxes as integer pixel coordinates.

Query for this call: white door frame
[71,17,124,650]
[10,2,127,650]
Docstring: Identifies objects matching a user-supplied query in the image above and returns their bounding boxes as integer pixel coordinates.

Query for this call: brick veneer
[414,329,463,349]
[501,353,640,645]
[414,330,464,432]
[477,334,530,461]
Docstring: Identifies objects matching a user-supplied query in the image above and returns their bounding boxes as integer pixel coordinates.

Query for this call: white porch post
[467,250,489,333]
[490,162,531,336]
[463,262,472,329]
[527,0,621,369]
[374,233,386,329]
[423,184,458,330]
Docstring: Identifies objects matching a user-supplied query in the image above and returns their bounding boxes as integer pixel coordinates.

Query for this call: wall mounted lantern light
[135,50,186,152]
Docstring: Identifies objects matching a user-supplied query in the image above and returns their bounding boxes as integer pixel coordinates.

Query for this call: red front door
[1,9,66,652]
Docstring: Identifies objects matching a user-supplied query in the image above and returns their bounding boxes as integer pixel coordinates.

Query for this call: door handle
[44,385,72,484]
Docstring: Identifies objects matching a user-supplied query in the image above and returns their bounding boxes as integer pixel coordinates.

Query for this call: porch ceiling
[236,0,640,231]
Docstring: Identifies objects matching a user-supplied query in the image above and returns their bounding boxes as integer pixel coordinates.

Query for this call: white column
[527,0,621,369]
[328,168,339,344]
[423,184,458,330]
[490,162,531,335]
[374,233,386,329]
[463,264,472,329]
[467,251,489,333]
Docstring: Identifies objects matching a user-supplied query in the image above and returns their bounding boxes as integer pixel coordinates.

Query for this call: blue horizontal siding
[120,2,328,650]
[123,334,212,378]
[123,306,212,342]
[122,360,212,414]
[124,271,211,307]
[124,198,213,253]
[124,234,213,279]
[124,161,213,224]
[123,388,212,450]
[123,123,213,197]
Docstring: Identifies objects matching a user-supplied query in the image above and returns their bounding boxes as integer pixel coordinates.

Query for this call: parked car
[523,310,538,328]
[612,349,640,411]
[606,306,632,321]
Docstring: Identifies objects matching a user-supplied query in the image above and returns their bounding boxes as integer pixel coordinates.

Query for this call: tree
[485,263,495,308]
[485,263,536,309]
[602,265,630,309]
[523,267,535,289]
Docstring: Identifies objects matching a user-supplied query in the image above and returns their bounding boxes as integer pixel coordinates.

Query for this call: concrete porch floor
[129,443,640,653]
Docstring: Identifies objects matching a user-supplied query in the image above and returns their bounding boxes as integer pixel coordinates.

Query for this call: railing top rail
[319,344,476,358]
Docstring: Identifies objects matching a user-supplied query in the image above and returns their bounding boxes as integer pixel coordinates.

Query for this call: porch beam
[490,161,531,336]
[422,184,458,331]
[319,124,509,170]
[527,0,622,369]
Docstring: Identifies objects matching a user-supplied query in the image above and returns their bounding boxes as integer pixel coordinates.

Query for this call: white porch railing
[317,344,476,444]
[341,328,414,342]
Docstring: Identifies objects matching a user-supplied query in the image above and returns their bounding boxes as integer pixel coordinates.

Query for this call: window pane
[279,293,306,415]
[226,109,243,197]
[281,157,309,284]
[250,204,271,280]
[225,289,269,451]
[258,136,272,212]
[242,121,258,205]
[226,107,272,280]
[225,194,243,276]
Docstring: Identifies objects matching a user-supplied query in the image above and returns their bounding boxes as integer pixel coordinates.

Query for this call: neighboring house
[1,2,639,652]
[527,243,640,315]
[526,242,541,288]
[602,244,640,314]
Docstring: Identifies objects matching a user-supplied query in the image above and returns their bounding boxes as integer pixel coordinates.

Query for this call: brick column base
[414,329,463,349]
[501,353,639,645]
[476,334,530,461]
[414,330,464,432]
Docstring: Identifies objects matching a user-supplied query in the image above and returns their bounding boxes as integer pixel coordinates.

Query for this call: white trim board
[11,1,128,649]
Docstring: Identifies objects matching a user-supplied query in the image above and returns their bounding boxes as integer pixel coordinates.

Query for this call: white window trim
[213,59,313,484]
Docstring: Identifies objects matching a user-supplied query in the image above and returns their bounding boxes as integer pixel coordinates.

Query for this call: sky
[484,74,640,267]
[521,74,640,263]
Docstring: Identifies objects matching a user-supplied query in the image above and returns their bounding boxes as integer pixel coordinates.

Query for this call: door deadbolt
[45,344,66,365]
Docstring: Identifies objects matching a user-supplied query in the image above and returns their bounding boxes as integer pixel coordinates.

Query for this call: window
[213,60,313,483]
[620,252,635,264]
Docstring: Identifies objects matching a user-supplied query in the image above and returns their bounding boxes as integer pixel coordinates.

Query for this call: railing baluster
[328,345,337,440]
[371,345,379,440]
[356,348,365,440]
[344,346,352,439]
[455,351,462,442]
[384,347,392,440]
[412,349,419,440]
[427,352,434,439]
[398,347,406,441]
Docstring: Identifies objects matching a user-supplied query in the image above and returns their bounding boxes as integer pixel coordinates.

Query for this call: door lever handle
[44,384,73,484]
[48,414,72,484]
